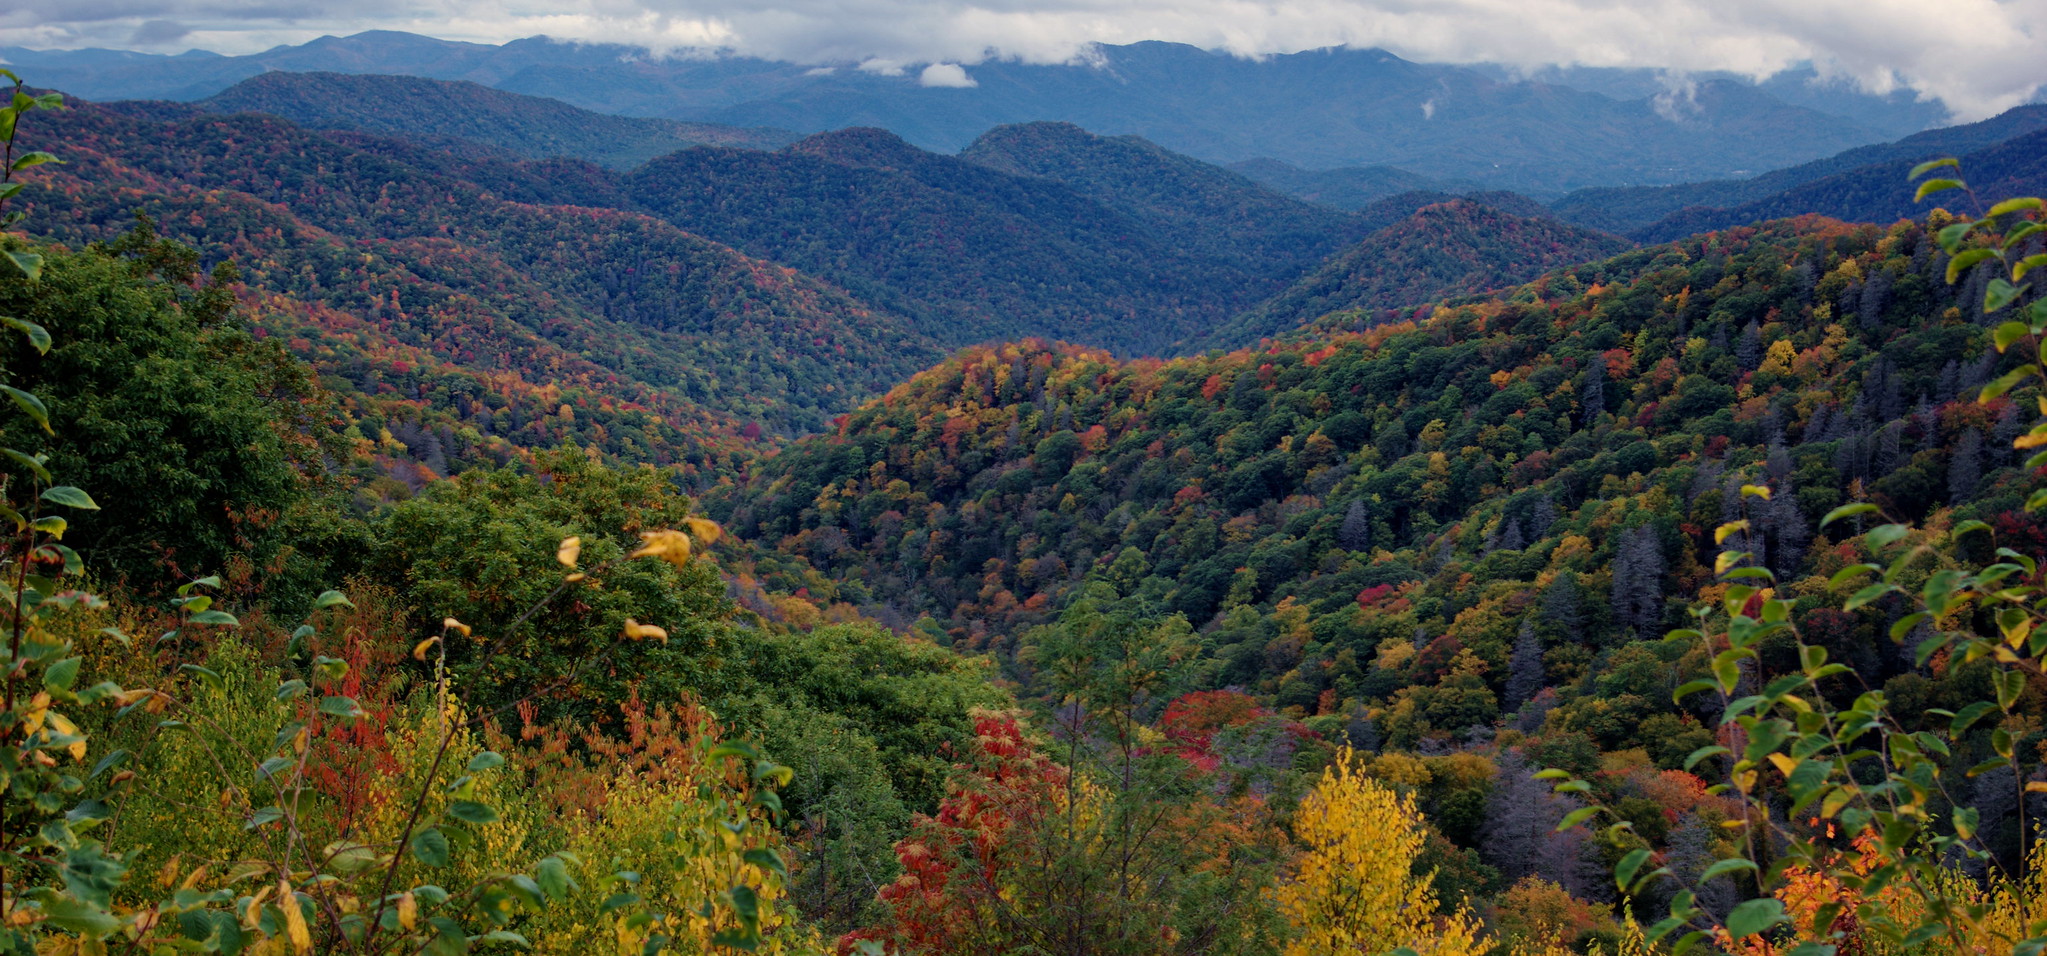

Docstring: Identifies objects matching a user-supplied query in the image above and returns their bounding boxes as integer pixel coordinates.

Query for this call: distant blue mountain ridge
[0,29,1975,193]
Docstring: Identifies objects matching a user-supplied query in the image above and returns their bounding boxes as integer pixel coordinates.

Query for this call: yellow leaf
[412,637,439,661]
[397,892,418,931]
[1731,768,1758,794]
[244,886,274,930]
[622,618,668,643]
[22,691,49,733]
[684,516,723,546]
[442,617,471,637]
[1740,484,1772,501]
[556,536,581,567]
[564,572,586,583]
[278,879,312,954]
[2025,781,2047,793]
[1716,520,1750,545]
[46,712,85,761]
[631,529,693,568]
[1767,753,1798,778]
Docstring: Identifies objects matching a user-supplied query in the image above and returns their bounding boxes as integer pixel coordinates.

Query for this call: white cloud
[2,0,2043,120]
[918,61,976,86]
[1652,72,1700,122]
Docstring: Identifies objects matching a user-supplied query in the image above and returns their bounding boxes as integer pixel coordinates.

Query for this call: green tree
[0,218,330,592]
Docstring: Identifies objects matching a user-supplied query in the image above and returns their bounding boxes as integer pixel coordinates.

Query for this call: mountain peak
[784,126,931,171]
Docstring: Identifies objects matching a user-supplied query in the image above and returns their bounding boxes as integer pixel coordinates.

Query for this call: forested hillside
[198,71,800,167]
[1227,158,1457,210]
[8,55,2047,956]
[1551,105,2047,236]
[15,101,941,476]
[959,121,1362,273]
[718,213,2031,728]
[623,128,1355,354]
[1209,199,1631,347]
[1631,127,2047,242]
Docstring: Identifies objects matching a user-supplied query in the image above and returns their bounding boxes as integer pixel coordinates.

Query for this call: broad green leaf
[3,250,42,282]
[41,485,97,510]
[1726,898,1787,938]
[1996,320,2032,352]
[4,384,49,433]
[1981,366,2036,402]
[1684,745,1730,771]
[446,800,499,825]
[467,751,505,772]
[311,589,354,611]
[1673,679,1718,703]
[410,827,451,867]
[1988,196,2044,217]
[1701,857,1759,881]
[1949,248,1997,283]
[1910,157,1960,179]
[2,447,48,482]
[179,664,224,692]
[7,150,57,172]
[43,655,79,692]
[0,315,50,353]
[1916,177,1966,202]
[1615,848,1652,891]
[1819,503,1877,527]
[318,695,363,719]
[1986,278,2026,313]
[536,856,576,899]
[1938,220,1976,253]
[40,896,118,936]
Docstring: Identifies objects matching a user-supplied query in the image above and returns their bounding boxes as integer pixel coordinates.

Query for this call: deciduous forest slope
[8,61,2047,956]
[15,102,942,479]
[622,126,1363,355]
[1207,199,1632,348]
[716,214,2040,741]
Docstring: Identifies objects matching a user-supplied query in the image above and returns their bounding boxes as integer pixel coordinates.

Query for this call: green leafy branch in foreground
[1543,161,2047,956]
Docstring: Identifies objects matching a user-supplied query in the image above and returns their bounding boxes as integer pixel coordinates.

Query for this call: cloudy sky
[2,0,2043,118]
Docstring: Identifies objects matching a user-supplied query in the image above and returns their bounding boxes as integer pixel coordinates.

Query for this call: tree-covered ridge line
[195,71,801,169]
[621,124,1367,357]
[717,211,2036,735]
[1547,105,2047,237]
[8,99,947,481]
[1205,198,1633,350]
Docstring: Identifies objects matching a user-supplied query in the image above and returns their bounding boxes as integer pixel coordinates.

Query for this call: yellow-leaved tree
[1275,746,1489,956]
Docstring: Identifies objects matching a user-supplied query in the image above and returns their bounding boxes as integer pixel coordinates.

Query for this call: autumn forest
[0,33,2045,956]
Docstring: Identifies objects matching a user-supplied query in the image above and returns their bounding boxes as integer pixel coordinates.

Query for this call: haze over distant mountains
[0,29,1980,193]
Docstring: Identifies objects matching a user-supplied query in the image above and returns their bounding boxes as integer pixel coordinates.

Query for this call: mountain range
[0,30,1962,192]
